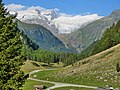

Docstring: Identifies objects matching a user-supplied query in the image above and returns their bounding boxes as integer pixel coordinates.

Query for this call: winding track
[29,70,98,90]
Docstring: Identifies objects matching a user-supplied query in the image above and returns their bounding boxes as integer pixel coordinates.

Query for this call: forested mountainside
[21,32,81,66]
[81,20,120,58]
[17,21,80,66]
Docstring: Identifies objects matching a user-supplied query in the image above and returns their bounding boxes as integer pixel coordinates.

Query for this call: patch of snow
[52,14,103,34]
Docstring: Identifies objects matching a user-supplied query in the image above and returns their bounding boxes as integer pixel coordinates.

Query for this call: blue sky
[3,0,120,16]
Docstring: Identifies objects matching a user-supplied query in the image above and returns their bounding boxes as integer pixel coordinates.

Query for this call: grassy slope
[32,44,120,88]
[21,60,45,74]
[21,60,64,74]
[22,80,54,90]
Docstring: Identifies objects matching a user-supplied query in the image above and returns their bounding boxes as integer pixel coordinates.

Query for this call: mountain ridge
[61,9,120,52]
[13,8,102,35]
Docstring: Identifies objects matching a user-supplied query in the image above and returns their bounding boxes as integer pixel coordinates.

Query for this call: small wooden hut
[34,85,44,90]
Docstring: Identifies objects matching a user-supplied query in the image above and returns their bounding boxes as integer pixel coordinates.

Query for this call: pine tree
[0,0,27,89]
[116,63,120,73]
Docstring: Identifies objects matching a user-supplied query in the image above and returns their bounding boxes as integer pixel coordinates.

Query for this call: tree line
[23,47,81,66]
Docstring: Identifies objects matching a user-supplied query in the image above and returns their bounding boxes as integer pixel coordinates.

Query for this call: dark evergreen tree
[116,63,120,73]
[0,0,27,89]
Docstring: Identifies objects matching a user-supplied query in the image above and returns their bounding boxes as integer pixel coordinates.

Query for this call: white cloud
[5,4,25,11]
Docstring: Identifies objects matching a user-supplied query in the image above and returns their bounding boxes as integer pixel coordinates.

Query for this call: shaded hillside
[17,21,76,53]
[22,34,39,50]
[61,9,120,52]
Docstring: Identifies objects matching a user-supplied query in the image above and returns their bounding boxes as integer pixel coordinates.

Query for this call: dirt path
[29,70,98,90]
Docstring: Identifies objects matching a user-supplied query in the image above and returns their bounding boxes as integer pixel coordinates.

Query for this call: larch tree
[0,0,27,89]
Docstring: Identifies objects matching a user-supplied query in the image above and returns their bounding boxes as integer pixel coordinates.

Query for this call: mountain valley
[2,1,120,89]
[16,9,120,53]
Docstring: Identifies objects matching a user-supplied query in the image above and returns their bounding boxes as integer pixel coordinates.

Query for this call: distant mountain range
[13,8,102,35]
[61,9,120,52]
[16,9,120,53]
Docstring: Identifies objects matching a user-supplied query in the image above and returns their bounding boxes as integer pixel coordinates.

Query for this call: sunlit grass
[22,80,54,90]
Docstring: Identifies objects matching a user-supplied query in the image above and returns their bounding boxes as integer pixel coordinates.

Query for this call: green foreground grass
[22,80,54,90]
[31,69,107,87]
[31,62,120,88]
[51,86,94,90]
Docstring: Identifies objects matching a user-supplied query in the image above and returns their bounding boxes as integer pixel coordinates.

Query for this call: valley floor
[28,69,97,90]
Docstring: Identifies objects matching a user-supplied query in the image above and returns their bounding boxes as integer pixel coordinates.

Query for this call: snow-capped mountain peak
[17,9,42,20]
[41,10,59,21]
[53,14,103,34]
[12,8,103,34]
